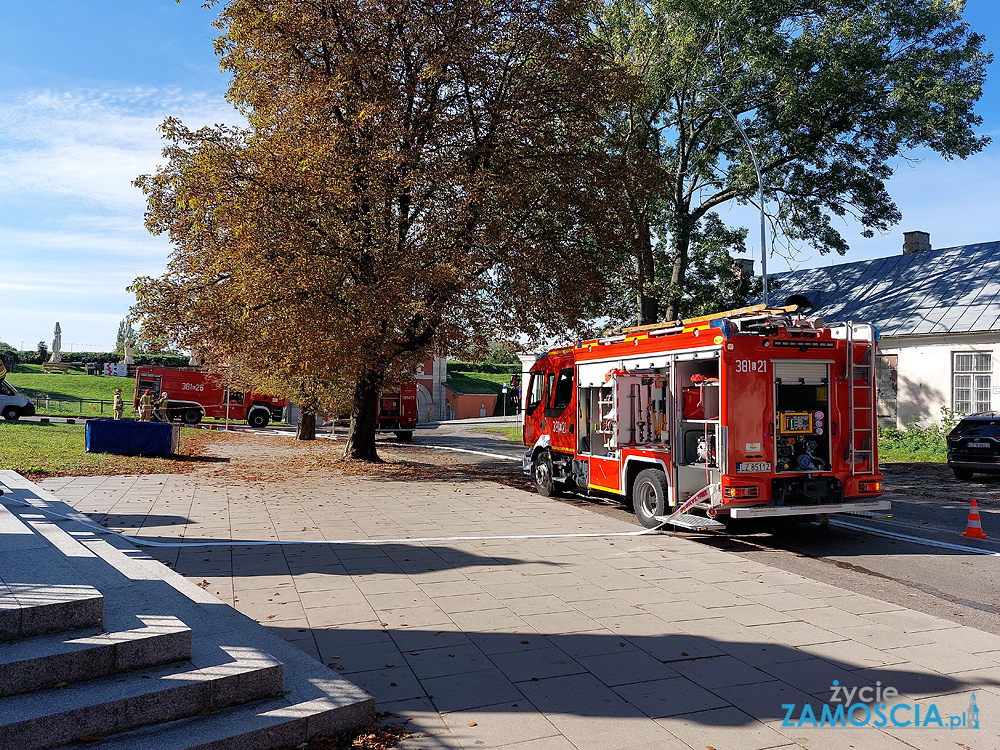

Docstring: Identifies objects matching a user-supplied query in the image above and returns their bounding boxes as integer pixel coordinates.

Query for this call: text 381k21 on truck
[134,366,286,428]
[522,304,887,531]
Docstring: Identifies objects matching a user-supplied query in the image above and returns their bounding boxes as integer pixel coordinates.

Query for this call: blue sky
[1,1,998,352]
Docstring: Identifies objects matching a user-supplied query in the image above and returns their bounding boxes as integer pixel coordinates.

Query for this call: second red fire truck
[522,304,887,530]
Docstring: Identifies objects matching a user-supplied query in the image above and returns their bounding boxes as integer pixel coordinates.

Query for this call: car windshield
[954,419,1000,437]
[0,380,17,397]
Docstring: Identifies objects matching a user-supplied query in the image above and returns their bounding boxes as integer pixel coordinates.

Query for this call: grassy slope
[446,371,512,395]
[0,421,210,476]
[5,364,135,402]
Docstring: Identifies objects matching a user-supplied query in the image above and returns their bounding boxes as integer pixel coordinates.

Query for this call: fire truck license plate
[737,462,771,473]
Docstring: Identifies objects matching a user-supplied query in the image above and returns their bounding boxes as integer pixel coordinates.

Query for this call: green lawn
[475,425,524,443]
[5,364,134,403]
[0,421,206,476]
[447,371,512,395]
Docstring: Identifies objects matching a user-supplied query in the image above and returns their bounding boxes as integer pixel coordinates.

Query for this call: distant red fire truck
[134,367,286,428]
[522,304,887,530]
[377,382,418,441]
[329,382,418,441]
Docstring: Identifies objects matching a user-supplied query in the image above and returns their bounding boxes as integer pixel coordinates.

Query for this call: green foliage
[878,421,949,463]
[593,0,992,323]
[37,341,48,359]
[12,351,188,367]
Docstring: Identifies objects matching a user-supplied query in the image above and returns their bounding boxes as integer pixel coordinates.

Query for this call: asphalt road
[405,424,1000,637]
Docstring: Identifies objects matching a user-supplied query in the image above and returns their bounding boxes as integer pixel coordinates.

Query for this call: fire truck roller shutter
[577,363,609,388]
[619,355,670,370]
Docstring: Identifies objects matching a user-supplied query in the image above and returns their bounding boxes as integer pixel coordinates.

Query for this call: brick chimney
[902,231,931,255]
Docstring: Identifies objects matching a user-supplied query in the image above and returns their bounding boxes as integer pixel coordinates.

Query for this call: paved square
[40,436,1000,750]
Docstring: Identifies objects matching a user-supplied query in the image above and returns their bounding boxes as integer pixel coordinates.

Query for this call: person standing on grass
[113,388,124,420]
[155,391,169,422]
[139,389,154,421]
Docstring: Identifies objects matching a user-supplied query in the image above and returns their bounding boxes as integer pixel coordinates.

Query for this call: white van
[0,379,36,420]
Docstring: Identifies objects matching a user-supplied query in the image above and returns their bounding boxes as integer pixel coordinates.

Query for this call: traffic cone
[962,499,988,539]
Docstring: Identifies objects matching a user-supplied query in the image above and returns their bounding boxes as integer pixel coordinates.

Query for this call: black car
[946,412,1000,479]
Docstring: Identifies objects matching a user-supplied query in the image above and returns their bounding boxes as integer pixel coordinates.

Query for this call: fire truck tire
[533,453,557,497]
[632,469,667,529]
[182,409,202,425]
[247,409,270,428]
[395,431,413,442]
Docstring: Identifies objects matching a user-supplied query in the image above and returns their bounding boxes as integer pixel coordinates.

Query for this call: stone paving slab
[38,467,1000,750]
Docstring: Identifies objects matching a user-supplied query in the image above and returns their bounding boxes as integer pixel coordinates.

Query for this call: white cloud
[0,88,242,212]
[0,86,242,348]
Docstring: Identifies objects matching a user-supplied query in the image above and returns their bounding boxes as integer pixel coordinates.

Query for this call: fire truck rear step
[655,513,726,531]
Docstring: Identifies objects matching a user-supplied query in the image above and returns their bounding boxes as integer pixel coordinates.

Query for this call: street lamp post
[695,87,769,306]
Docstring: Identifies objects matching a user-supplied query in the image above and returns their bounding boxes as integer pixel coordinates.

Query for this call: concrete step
[0,645,284,750]
[60,692,376,750]
[0,582,104,641]
[1,470,376,749]
[0,614,191,697]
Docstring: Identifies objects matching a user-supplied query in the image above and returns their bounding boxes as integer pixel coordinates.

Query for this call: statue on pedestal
[123,336,135,366]
[49,322,62,364]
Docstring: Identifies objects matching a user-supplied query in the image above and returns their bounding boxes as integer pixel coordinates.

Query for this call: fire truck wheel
[632,469,668,529]
[395,431,413,442]
[533,453,557,497]
[182,409,202,425]
[247,409,270,428]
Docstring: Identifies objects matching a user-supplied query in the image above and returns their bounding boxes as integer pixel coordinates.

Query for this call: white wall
[879,331,1000,428]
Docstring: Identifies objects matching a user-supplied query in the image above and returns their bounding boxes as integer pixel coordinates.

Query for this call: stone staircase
[0,470,375,750]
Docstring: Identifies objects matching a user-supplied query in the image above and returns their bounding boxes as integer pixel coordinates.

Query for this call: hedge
[10,350,190,368]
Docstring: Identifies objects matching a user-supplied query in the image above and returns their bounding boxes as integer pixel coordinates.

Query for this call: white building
[775,231,1000,428]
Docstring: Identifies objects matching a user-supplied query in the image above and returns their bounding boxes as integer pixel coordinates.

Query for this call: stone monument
[43,322,70,373]
[123,336,135,366]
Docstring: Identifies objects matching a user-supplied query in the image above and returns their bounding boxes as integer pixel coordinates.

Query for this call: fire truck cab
[523,305,887,530]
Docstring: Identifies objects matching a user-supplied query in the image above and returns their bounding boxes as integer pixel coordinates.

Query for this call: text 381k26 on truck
[134,366,286,428]
[522,304,887,531]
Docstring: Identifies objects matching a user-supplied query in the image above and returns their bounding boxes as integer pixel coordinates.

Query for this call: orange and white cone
[962,498,988,540]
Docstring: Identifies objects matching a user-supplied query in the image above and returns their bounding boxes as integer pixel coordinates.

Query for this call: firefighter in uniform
[155,391,170,423]
[139,389,154,421]
[113,388,124,420]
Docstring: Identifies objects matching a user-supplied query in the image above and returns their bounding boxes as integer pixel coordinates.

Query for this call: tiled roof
[771,241,1000,336]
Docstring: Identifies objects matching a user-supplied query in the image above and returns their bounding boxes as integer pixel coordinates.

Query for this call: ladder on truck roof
[614,304,803,336]
[840,322,876,474]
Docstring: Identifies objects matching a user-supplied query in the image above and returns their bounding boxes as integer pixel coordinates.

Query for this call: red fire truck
[522,304,887,530]
[377,382,418,441]
[326,382,418,440]
[134,367,286,428]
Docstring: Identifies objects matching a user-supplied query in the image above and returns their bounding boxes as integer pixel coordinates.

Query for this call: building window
[954,352,992,415]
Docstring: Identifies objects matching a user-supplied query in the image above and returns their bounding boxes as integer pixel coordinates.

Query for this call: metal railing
[32,398,116,417]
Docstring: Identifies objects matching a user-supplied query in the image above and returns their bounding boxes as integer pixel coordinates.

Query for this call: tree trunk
[295,404,317,440]
[663,219,692,323]
[344,367,384,461]
[635,216,658,325]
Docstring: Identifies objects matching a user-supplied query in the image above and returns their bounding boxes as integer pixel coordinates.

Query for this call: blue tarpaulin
[85,419,179,457]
